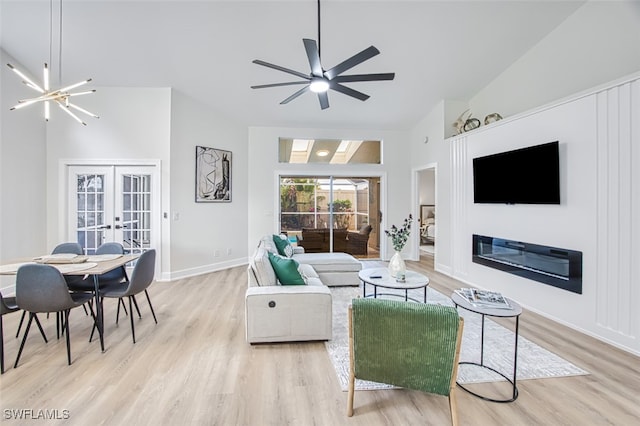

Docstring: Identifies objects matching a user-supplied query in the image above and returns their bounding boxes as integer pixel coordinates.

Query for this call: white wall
[248,126,412,261]
[409,101,455,269]
[0,49,47,292]
[447,75,640,355]
[168,90,248,279]
[470,0,640,121]
[0,49,47,258]
[44,87,172,276]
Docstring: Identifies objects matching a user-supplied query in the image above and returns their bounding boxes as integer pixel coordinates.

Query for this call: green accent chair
[347,298,464,425]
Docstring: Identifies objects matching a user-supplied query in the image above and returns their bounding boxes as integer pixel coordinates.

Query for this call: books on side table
[455,288,512,310]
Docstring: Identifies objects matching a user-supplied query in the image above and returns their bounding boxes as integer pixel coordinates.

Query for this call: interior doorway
[416,166,436,257]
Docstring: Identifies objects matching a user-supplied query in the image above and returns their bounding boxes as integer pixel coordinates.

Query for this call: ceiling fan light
[309,78,329,93]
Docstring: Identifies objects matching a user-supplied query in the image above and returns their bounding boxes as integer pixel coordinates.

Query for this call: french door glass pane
[279,176,377,258]
[121,174,152,253]
[76,174,106,254]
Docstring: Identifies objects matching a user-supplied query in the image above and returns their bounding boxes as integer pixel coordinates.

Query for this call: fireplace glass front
[472,234,582,294]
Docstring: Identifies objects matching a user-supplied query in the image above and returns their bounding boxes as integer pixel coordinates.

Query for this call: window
[279,176,380,258]
[278,138,381,164]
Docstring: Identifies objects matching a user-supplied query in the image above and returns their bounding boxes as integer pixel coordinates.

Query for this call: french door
[67,165,158,256]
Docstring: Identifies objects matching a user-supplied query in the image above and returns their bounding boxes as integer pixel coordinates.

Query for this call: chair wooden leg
[128,296,136,344]
[14,313,34,368]
[347,306,355,417]
[64,310,72,365]
[144,290,158,324]
[449,391,459,426]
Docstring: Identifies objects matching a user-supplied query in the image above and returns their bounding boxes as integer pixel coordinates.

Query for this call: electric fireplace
[472,234,583,294]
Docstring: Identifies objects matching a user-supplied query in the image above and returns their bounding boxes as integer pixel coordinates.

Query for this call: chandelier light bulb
[7,62,98,125]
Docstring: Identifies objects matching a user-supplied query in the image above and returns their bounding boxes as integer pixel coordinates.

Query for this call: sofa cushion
[268,252,305,285]
[253,246,277,286]
[297,263,321,286]
[292,252,362,273]
[260,235,278,254]
[272,234,293,257]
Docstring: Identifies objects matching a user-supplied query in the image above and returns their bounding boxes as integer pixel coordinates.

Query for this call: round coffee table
[358,267,430,303]
[451,291,522,403]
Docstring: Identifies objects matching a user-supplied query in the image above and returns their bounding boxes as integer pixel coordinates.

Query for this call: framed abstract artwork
[195,146,231,202]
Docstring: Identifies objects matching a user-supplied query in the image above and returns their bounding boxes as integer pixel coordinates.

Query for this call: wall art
[196,146,231,202]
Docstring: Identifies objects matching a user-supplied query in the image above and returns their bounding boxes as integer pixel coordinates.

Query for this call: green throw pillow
[272,234,293,257]
[268,252,305,285]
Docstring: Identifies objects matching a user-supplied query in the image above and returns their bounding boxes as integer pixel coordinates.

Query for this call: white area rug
[326,284,589,391]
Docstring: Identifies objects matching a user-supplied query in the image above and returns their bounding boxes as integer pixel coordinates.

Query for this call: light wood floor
[1,256,638,425]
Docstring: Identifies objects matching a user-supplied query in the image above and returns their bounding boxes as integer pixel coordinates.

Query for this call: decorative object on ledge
[6,0,97,125]
[463,117,481,132]
[453,109,471,135]
[484,113,503,125]
[195,146,232,202]
[384,214,412,278]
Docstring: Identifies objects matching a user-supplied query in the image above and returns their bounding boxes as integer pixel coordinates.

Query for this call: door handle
[97,225,112,230]
[115,224,128,229]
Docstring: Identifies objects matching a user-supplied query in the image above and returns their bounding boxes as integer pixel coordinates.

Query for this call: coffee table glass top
[359,267,429,290]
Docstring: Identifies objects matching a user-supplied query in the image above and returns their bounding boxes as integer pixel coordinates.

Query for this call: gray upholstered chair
[95,242,132,321]
[347,298,464,425]
[14,264,94,368]
[98,249,157,343]
[1,293,20,373]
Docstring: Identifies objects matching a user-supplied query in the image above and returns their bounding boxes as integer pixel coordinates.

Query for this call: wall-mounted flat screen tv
[473,141,560,204]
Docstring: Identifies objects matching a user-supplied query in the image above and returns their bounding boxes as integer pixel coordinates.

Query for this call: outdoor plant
[385,214,413,251]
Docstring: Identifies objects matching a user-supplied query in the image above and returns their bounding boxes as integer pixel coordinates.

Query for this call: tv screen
[473,141,560,204]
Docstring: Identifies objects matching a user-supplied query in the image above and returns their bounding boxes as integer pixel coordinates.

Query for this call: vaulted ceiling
[0,0,586,130]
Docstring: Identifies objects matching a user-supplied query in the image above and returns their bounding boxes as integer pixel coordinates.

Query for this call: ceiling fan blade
[318,91,329,110]
[251,81,310,89]
[329,82,370,101]
[280,86,310,104]
[303,39,323,77]
[332,73,395,83]
[324,46,380,80]
[252,60,311,80]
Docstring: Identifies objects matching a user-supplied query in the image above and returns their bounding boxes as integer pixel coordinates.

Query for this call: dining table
[0,253,140,352]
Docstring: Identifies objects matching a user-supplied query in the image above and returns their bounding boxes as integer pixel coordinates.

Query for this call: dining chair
[98,249,157,343]
[1,293,20,374]
[52,242,92,292]
[95,242,133,321]
[347,298,464,426]
[14,264,95,368]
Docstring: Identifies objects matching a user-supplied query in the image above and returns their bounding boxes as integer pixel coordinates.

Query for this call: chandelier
[6,0,98,125]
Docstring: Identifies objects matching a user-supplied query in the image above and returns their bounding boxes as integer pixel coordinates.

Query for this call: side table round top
[451,291,522,317]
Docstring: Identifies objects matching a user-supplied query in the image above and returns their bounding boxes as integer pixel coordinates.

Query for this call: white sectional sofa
[245,235,362,343]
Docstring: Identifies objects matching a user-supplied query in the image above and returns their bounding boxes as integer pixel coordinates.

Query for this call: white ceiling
[0,0,586,130]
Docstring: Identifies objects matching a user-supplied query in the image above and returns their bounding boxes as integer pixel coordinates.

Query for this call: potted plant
[384,214,412,278]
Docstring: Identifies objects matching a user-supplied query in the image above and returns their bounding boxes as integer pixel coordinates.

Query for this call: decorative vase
[388,250,406,278]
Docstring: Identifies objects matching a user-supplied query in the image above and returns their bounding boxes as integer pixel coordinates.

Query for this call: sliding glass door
[279,176,380,258]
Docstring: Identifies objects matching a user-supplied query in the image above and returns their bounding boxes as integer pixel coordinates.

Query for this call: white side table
[451,291,522,403]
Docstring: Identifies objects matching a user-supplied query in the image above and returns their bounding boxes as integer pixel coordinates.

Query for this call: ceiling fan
[251,0,395,110]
